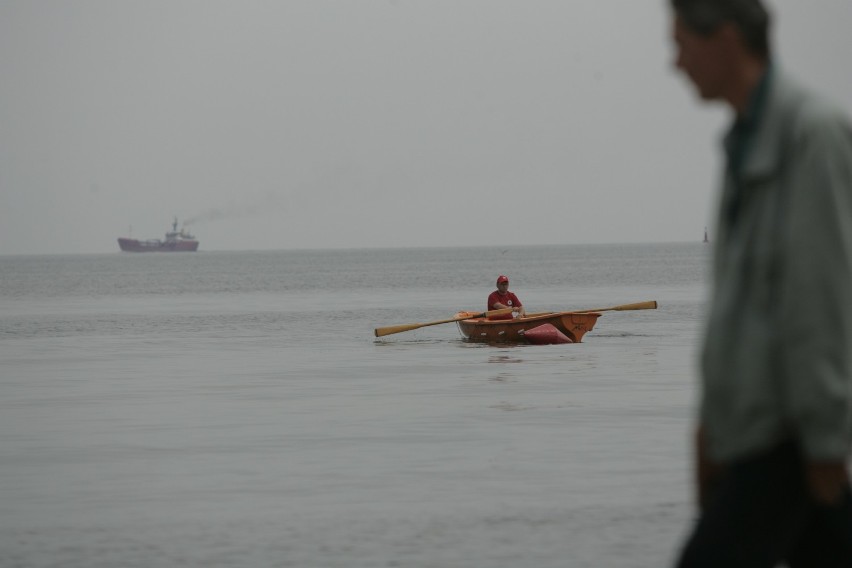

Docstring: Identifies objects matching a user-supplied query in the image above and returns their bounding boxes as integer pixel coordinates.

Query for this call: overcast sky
[1,1,850,255]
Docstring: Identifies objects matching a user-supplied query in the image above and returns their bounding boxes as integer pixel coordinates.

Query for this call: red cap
[496,275,509,284]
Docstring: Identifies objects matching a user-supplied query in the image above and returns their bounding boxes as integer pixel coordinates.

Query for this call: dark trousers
[675,442,852,567]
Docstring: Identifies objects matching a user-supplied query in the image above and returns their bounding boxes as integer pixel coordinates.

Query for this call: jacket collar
[725,64,796,180]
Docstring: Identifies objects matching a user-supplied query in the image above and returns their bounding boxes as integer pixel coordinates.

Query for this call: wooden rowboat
[454,311,601,344]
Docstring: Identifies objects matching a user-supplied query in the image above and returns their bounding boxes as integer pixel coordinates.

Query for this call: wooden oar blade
[374,308,514,338]
[374,313,478,338]
[571,300,658,313]
[610,300,657,311]
[374,322,428,337]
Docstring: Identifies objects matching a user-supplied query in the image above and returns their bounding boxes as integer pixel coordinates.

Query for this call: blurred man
[669,0,852,565]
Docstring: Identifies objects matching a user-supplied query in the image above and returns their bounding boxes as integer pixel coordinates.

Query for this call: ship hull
[455,311,600,344]
[118,238,199,252]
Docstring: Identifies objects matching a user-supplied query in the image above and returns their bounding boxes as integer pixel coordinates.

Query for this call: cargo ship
[118,218,199,252]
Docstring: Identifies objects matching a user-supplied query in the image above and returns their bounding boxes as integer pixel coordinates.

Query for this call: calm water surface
[1,243,709,567]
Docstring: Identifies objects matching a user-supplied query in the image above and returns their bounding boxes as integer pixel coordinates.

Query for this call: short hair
[671,0,771,58]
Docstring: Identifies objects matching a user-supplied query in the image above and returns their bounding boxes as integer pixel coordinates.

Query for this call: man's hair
[671,0,771,58]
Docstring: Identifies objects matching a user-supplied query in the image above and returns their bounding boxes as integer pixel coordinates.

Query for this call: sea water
[0,243,709,568]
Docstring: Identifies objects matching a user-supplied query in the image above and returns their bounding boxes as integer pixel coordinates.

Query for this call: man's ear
[715,21,745,50]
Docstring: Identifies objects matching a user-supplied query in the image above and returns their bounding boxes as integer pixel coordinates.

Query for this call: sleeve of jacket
[781,102,852,461]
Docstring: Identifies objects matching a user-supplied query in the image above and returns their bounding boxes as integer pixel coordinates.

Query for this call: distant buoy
[703,227,709,243]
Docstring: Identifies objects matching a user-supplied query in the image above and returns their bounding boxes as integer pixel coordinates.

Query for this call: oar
[374,308,515,338]
[568,300,658,313]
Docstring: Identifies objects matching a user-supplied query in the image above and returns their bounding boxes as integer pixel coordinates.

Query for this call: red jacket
[487,290,522,320]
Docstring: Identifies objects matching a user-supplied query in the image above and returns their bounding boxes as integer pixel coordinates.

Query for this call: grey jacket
[701,68,852,463]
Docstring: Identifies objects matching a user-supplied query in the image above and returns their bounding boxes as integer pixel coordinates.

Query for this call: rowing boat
[454,311,601,344]
[455,311,601,344]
